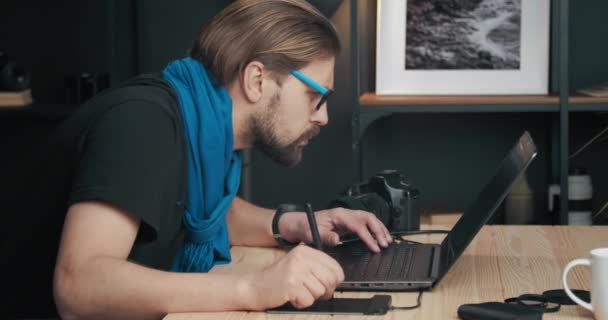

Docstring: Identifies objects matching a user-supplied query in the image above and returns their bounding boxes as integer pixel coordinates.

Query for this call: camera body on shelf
[328,170,421,232]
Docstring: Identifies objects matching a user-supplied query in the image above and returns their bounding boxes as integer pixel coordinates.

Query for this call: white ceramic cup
[562,248,608,320]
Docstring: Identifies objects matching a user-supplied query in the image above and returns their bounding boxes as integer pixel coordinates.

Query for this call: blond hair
[190,0,340,86]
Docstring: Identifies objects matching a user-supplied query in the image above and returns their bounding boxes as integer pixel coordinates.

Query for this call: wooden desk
[165,224,607,320]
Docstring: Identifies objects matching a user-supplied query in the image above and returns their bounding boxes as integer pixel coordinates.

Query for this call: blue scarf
[162,57,241,272]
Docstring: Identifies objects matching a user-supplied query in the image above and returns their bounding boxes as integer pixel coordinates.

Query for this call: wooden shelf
[357,92,559,112]
[568,95,608,112]
[569,95,608,104]
[360,92,559,106]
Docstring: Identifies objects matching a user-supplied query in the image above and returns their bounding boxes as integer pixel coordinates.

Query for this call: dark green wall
[1,0,116,103]
[569,0,608,90]
[2,0,607,221]
[568,0,608,222]
[134,0,233,72]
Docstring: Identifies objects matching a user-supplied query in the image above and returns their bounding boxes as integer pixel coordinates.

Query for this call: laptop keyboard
[330,242,415,281]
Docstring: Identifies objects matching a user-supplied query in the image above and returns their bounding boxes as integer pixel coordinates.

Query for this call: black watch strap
[272,204,305,247]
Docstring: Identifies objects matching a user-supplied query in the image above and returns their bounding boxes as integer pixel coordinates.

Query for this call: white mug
[562,248,608,320]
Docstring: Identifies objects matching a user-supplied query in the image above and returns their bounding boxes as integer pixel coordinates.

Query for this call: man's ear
[240,61,265,104]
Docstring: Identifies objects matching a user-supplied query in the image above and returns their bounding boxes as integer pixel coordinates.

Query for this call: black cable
[390,290,424,310]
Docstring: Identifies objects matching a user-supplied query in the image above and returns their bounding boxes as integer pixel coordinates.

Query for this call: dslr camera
[328,170,421,232]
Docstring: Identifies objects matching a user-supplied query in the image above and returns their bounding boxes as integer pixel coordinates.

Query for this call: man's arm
[53,201,254,320]
[225,197,392,251]
[54,201,344,319]
[226,196,277,246]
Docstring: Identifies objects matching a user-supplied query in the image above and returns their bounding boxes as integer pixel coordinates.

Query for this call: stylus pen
[305,203,323,251]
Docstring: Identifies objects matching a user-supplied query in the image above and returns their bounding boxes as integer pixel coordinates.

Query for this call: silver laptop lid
[438,131,538,277]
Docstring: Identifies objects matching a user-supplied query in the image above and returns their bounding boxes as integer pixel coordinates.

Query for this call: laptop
[327,131,538,291]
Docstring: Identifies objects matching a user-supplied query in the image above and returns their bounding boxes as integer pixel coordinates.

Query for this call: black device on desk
[268,294,392,315]
[326,132,538,292]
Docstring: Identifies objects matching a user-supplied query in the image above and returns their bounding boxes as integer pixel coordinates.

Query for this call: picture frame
[376,0,550,95]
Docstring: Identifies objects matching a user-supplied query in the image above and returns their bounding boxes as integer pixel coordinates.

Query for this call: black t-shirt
[4,74,188,317]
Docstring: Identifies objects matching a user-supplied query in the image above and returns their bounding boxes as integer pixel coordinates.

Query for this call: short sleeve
[69,100,183,241]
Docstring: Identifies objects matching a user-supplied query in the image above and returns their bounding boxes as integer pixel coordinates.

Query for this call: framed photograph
[376,0,550,95]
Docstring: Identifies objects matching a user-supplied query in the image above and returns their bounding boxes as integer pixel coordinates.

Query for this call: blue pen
[305,203,323,251]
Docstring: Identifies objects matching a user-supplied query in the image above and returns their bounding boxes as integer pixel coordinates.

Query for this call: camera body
[328,170,421,232]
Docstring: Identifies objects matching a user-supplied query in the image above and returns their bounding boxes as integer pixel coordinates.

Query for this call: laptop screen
[439,131,538,275]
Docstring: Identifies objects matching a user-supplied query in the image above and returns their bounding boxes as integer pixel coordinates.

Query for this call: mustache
[305,126,321,140]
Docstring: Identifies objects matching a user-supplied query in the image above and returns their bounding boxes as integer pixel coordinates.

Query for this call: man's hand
[243,244,344,310]
[278,207,393,252]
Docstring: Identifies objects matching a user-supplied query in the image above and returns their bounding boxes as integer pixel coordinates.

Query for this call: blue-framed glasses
[290,70,334,111]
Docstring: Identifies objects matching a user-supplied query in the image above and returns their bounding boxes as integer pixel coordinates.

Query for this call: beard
[250,93,320,168]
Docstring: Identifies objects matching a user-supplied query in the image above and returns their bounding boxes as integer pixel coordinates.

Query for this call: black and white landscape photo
[405,0,521,70]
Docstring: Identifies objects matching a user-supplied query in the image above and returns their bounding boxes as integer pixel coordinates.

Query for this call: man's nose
[311,103,329,126]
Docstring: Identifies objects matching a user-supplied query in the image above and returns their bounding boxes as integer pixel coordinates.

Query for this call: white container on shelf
[548,170,593,225]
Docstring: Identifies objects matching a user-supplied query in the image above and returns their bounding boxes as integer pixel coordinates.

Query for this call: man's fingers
[339,211,384,252]
[289,262,336,308]
[384,226,393,243]
[321,231,340,246]
[364,214,390,247]
[294,245,344,285]
[302,273,327,300]
[322,208,392,252]
[320,290,334,301]
[352,225,380,252]
[309,260,342,294]
[308,249,345,284]
[289,285,315,309]
[377,215,393,243]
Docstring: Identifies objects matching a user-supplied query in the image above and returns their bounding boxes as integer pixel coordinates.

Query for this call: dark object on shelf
[0,50,31,92]
[64,73,109,104]
[328,169,421,232]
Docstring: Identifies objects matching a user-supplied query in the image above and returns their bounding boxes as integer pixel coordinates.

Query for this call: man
[5,0,392,319]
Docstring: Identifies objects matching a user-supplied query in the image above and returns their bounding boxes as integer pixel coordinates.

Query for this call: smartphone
[267,295,392,315]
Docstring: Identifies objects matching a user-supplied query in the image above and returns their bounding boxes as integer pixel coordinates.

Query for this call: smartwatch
[272,204,305,247]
